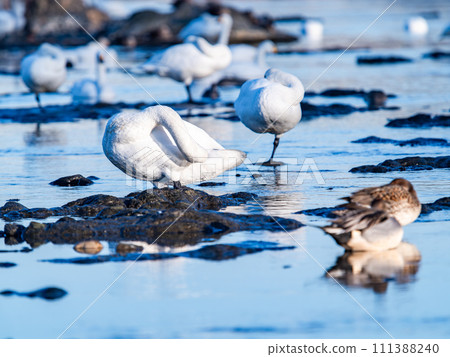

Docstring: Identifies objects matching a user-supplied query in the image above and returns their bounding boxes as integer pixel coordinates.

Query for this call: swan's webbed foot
[261,135,283,166]
[173,181,183,189]
[261,159,285,167]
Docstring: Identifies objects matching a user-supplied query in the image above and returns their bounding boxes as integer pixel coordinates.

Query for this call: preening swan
[140,13,233,102]
[102,105,246,187]
[179,13,223,42]
[20,43,67,109]
[234,68,304,166]
[71,53,115,105]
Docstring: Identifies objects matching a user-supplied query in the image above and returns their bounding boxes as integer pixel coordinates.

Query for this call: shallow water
[0,0,450,338]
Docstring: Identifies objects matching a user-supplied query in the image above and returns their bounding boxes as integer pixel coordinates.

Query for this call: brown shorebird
[322,179,420,251]
[323,199,404,251]
[340,178,421,226]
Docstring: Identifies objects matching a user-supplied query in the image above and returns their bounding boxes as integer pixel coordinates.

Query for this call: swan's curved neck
[266,70,304,102]
[217,21,232,45]
[140,107,208,163]
[256,46,268,67]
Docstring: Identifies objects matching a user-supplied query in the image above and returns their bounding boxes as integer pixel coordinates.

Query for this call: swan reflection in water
[326,242,421,293]
[24,123,66,146]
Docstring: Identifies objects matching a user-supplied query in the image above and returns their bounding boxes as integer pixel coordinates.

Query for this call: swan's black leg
[173,181,182,189]
[262,135,282,166]
[35,93,44,112]
[185,85,194,104]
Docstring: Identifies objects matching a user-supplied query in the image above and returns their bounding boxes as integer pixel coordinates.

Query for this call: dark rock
[421,197,450,215]
[350,156,450,173]
[319,89,365,97]
[423,51,450,59]
[0,201,27,215]
[2,0,109,47]
[386,113,450,128]
[3,188,302,247]
[295,207,341,219]
[87,176,100,181]
[43,241,295,264]
[50,174,94,187]
[105,2,296,46]
[0,287,67,300]
[116,243,143,255]
[352,136,450,147]
[0,262,16,268]
[357,56,413,65]
[3,224,26,242]
[198,182,227,187]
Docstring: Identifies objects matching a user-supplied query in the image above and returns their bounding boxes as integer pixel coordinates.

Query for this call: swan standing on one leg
[20,43,67,109]
[102,105,246,188]
[234,68,304,166]
[71,53,115,105]
[140,13,233,103]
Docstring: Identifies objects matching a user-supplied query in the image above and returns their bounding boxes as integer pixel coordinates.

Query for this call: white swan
[64,39,118,70]
[102,105,246,187]
[405,16,429,37]
[194,40,277,95]
[141,13,233,102]
[20,43,67,108]
[0,1,24,38]
[300,19,323,43]
[234,68,304,166]
[71,53,115,105]
[179,13,223,42]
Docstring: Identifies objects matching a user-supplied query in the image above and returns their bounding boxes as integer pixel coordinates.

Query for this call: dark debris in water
[0,262,16,268]
[2,188,303,248]
[43,241,295,264]
[386,113,450,128]
[349,156,450,173]
[197,182,227,187]
[423,51,450,59]
[50,174,95,187]
[305,88,396,99]
[0,287,67,300]
[356,56,413,65]
[352,136,450,147]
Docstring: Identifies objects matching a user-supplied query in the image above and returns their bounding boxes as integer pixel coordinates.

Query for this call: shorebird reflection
[326,242,421,293]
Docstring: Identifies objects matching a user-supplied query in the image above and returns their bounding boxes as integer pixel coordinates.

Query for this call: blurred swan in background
[193,40,277,99]
[102,105,246,188]
[71,53,115,105]
[0,0,24,38]
[20,43,67,108]
[405,16,429,37]
[64,39,118,70]
[327,242,421,293]
[179,13,223,42]
[140,13,233,102]
[300,19,324,43]
[234,68,304,166]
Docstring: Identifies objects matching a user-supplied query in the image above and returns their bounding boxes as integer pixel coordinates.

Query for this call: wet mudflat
[1,0,450,339]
